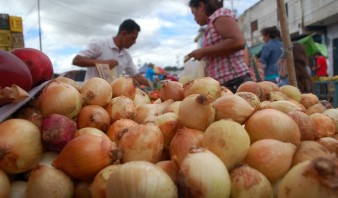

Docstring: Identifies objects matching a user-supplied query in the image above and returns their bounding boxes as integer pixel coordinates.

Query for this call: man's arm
[72,55,118,69]
[133,74,150,86]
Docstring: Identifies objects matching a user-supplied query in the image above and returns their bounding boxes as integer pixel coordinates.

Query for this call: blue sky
[0,0,260,74]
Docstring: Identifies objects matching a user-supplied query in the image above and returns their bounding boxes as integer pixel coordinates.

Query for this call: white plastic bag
[179,59,206,84]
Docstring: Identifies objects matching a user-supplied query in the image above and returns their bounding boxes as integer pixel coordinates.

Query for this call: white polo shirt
[77,35,138,80]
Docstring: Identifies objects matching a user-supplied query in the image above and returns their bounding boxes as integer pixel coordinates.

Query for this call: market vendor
[72,19,149,86]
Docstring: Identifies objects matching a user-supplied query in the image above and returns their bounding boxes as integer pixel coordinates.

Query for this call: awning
[296,35,328,57]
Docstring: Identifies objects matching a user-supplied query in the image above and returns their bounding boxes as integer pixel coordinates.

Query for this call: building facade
[237,0,338,76]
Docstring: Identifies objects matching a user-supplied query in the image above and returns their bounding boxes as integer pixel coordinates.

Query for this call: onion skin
[41,114,77,152]
[306,103,327,115]
[177,147,231,198]
[134,88,151,108]
[279,85,302,102]
[288,111,316,141]
[230,164,273,198]
[110,76,137,100]
[0,169,10,198]
[258,81,280,101]
[106,119,138,145]
[237,81,264,101]
[76,105,111,132]
[0,119,43,174]
[105,96,137,122]
[262,100,304,114]
[80,77,112,107]
[54,76,81,90]
[300,93,319,109]
[235,91,261,110]
[323,108,338,133]
[183,77,221,101]
[106,161,177,198]
[156,160,179,184]
[154,112,180,150]
[316,137,338,156]
[160,80,184,102]
[310,113,336,138]
[14,107,43,128]
[278,157,338,198]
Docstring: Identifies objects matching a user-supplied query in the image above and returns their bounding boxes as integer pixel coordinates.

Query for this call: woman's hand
[188,48,206,61]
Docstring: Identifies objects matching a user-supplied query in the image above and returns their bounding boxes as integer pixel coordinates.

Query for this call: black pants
[222,74,252,93]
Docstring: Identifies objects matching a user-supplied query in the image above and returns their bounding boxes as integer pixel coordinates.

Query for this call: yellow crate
[0,46,13,51]
[0,30,12,47]
[9,16,23,33]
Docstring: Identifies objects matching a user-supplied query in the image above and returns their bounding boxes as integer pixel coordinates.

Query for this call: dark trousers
[221,74,252,93]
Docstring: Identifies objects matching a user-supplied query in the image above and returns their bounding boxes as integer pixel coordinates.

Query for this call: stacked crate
[0,13,24,51]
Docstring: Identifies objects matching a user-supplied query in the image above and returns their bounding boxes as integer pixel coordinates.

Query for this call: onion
[258,81,280,100]
[235,91,261,110]
[135,99,174,123]
[106,119,138,145]
[310,113,336,138]
[236,81,264,101]
[0,169,10,198]
[323,108,338,133]
[119,122,164,163]
[230,164,273,198]
[156,160,179,184]
[154,112,180,150]
[160,80,184,101]
[245,109,301,145]
[183,77,221,101]
[52,134,121,180]
[169,127,204,166]
[73,181,91,198]
[9,181,27,198]
[292,141,334,167]
[106,161,177,197]
[14,107,43,128]
[110,76,137,100]
[133,88,150,108]
[316,137,338,156]
[279,85,302,102]
[38,81,83,118]
[74,127,107,138]
[90,164,121,198]
[288,111,316,141]
[177,147,231,198]
[212,94,255,124]
[76,105,110,132]
[26,165,74,198]
[39,151,59,166]
[178,94,215,131]
[105,96,137,122]
[80,77,112,106]
[320,100,334,109]
[41,114,77,152]
[202,119,250,170]
[244,139,296,182]
[266,91,288,101]
[54,76,81,90]
[221,86,234,96]
[262,100,304,114]
[306,103,327,115]
[0,119,43,174]
[300,93,319,109]
[278,157,338,198]
[163,101,181,115]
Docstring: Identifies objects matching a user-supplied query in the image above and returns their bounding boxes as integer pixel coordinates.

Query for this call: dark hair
[118,19,141,34]
[189,0,223,16]
[261,26,281,39]
[293,42,314,93]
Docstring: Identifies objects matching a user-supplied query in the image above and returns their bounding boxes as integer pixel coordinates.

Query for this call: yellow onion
[0,119,43,174]
[177,147,231,198]
[278,157,338,198]
[156,160,179,184]
[76,104,110,132]
[266,91,288,101]
[169,127,204,166]
[119,122,164,163]
[105,95,137,122]
[80,77,112,106]
[323,108,338,133]
[230,164,273,198]
[310,113,336,138]
[288,111,316,141]
[221,86,234,96]
[14,106,43,128]
[279,85,302,102]
[183,77,221,101]
[38,81,83,118]
[316,137,338,156]
[9,181,27,198]
[292,141,333,167]
[202,119,250,170]
[106,119,138,145]
[306,103,327,115]
[320,100,334,109]
[245,109,301,145]
[106,161,177,197]
[74,127,107,138]
[213,94,255,124]
[135,99,174,123]
[0,169,10,198]
[237,81,264,101]
[52,134,121,180]
[178,94,215,131]
[244,139,296,182]
[160,80,184,101]
[258,81,280,100]
[54,76,81,90]
[235,91,261,110]
[39,151,59,166]
[110,76,137,100]
[260,100,271,108]
[154,112,180,150]
[90,164,121,198]
[163,101,181,115]
[26,165,74,198]
[134,88,150,108]
[300,93,319,109]
[73,181,91,198]
[262,100,304,114]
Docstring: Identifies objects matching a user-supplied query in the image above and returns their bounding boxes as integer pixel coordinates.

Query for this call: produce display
[0,49,338,197]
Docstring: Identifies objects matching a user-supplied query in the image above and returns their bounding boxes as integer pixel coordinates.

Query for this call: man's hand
[104,59,118,69]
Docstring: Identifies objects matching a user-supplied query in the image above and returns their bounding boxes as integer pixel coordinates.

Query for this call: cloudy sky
[1,0,259,74]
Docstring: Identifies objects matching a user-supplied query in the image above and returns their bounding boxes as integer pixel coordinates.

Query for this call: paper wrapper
[0,85,29,106]
[96,63,117,83]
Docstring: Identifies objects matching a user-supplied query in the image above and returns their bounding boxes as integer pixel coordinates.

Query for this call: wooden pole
[276,0,297,87]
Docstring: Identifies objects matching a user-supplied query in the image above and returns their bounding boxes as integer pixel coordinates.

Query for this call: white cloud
[0,0,259,74]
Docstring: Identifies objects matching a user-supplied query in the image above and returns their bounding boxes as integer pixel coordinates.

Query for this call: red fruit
[0,49,33,91]
[11,48,54,87]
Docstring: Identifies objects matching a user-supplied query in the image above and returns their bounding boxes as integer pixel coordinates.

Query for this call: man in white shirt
[72,19,149,86]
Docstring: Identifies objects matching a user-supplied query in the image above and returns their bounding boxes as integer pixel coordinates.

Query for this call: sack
[179,59,206,84]
[249,57,265,82]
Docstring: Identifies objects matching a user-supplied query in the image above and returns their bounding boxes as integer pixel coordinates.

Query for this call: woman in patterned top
[187,0,251,93]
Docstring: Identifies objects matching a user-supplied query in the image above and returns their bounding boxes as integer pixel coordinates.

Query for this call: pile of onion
[76,105,111,132]
[80,77,112,107]
[110,76,137,99]
[183,77,221,101]
[105,96,137,122]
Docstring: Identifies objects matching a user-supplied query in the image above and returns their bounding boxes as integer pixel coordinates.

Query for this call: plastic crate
[0,46,13,51]
[9,16,23,32]
[11,32,24,48]
[0,14,10,30]
[0,30,12,47]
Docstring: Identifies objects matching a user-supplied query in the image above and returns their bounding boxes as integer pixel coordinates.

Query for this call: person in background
[313,51,328,78]
[187,0,251,93]
[260,26,283,84]
[72,19,149,86]
[293,43,314,93]
[145,63,156,89]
